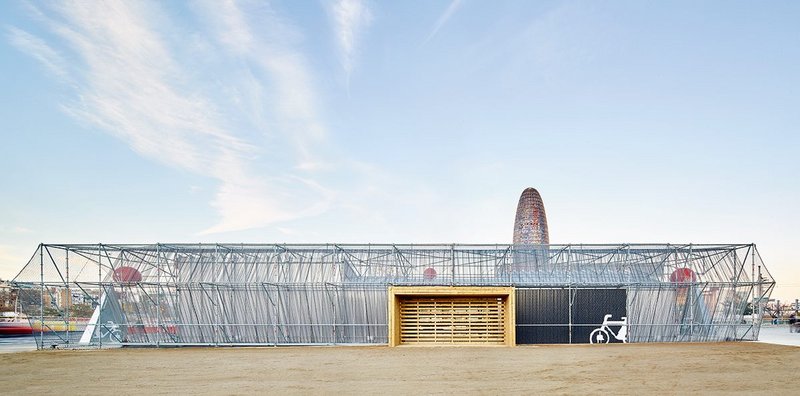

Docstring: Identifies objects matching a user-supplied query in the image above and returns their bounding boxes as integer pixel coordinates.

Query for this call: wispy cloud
[6,26,69,79]
[424,0,463,44]
[199,0,328,167]
[50,2,251,172]
[11,0,336,235]
[328,0,372,84]
[12,226,33,234]
[0,226,34,235]
[191,0,336,233]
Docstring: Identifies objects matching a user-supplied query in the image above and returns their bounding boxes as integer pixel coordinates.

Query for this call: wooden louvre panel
[399,296,506,345]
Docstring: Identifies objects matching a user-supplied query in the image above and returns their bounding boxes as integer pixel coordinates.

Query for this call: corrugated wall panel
[515,288,569,344]
[516,288,627,344]
[572,289,626,343]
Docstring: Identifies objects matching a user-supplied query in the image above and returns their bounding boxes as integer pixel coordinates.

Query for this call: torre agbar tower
[513,187,550,244]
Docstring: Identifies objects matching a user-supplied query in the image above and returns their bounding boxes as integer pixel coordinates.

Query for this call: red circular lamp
[113,266,143,284]
[423,267,437,280]
[669,267,696,283]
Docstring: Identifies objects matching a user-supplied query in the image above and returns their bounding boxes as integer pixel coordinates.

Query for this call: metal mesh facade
[11,243,774,348]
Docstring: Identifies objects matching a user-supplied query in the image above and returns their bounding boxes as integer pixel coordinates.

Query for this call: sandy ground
[3,342,798,395]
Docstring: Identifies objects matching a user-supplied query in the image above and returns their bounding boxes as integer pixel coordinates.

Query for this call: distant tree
[70,303,95,318]
[43,306,61,317]
[743,303,754,315]
[0,281,16,311]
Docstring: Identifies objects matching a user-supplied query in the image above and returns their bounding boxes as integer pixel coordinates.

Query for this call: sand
[3,342,798,395]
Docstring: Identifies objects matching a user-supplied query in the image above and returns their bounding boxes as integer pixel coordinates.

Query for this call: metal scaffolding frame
[11,243,774,348]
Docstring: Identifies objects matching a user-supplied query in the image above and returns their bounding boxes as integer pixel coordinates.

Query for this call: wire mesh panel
[10,243,774,348]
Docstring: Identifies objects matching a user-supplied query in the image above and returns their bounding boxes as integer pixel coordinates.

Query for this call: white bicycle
[589,314,628,344]
[100,321,122,341]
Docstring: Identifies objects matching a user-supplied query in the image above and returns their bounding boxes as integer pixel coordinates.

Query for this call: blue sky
[0,1,798,300]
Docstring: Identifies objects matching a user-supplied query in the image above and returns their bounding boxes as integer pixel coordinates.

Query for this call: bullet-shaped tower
[513,187,549,245]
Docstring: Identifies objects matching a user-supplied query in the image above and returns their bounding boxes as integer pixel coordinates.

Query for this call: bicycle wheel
[589,328,610,344]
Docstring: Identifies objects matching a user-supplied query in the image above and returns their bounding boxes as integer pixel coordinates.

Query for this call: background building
[0,280,18,311]
[513,187,549,245]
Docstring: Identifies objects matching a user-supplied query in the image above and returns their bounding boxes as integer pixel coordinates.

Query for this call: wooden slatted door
[399,296,507,345]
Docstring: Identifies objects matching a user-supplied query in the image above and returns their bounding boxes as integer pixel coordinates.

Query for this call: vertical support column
[39,244,44,350]
[156,243,161,348]
[729,248,739,340]
[567,245,572,344]
[750,244,756,338]
[506,288,516,347]
[688,244,693,341]
[756,263,763,339]
[625,244,632,342]
[688,281,693,342]
[450,244,456,286]
[98,244,102,349]
[387,287,398,346]
[66,248,70,346]
[331,284,337,344]
[214,244,219,346]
